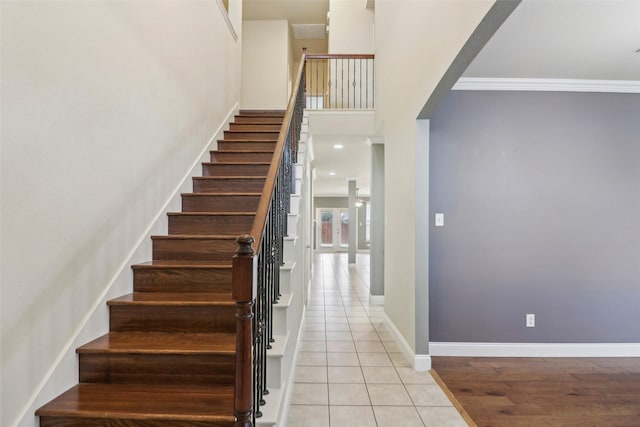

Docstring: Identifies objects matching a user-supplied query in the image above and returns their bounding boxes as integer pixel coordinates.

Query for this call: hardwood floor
[432,357,640,427]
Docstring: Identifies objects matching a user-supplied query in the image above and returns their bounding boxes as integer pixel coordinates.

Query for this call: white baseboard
[382,313,431,371]
[368,295,384,306]
[414,355,432,371]
[429,342,640,357]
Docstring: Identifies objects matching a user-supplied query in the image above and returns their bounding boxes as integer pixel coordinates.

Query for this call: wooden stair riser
[182,194,260,213]
[234,115,284,124]
[79,353,234,386]
[152,237,237,261]
[229,123,281,132]
[193,177,265,193]
[133,266,232,293]
[202,163,269,177]
[217,140,276,151]
[210,151,274,162]
[238,110,285,116]
[168,214,254,236]
[109,305,235,333]
[223,130,279,140]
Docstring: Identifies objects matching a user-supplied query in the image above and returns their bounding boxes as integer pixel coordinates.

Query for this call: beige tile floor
[286,253,468,427]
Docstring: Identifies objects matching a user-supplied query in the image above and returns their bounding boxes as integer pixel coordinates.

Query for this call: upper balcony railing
[305,54,375,110]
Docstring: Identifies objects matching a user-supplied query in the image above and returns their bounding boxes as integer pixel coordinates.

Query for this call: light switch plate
[435,213,444,227]
[526,313,535,328]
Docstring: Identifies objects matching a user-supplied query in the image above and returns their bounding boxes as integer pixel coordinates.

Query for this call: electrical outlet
[526,313,535,328]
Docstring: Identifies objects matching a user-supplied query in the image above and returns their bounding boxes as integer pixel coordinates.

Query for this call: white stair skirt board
[283,236,298,264]
[273,293,294,337]
[255,387,282,427]
[258,307,305,427]
[287,214,299,238]
[429,342,640,358]
[289,195,301,215]
[382,312,431,371]
[279,262,296,295]
[266,334,290,389]
[294,178,302,196]
[369,295,384,306]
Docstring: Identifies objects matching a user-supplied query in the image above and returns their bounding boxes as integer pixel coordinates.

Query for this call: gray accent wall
[429,91,640,343]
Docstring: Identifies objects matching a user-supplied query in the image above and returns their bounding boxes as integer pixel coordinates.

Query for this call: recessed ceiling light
[329,171,336,176]
[333,144,344,149]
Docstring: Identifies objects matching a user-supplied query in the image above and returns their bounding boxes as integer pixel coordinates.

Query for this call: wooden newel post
[233,234,255,427]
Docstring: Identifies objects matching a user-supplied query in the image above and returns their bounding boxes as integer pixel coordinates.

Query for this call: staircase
[36,111,287,427]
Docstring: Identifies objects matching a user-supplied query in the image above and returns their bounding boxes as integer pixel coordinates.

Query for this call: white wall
[241,20,290,110]
[0,1,242,425]
[329,0,374,54]
[374,0,495,353]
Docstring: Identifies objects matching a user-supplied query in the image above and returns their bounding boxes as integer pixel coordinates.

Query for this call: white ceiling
[243,0,329,59]
[311,135,372,197]
[243,0,329,24]
[463,0,640,80]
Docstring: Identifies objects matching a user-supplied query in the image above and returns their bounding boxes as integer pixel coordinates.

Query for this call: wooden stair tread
[108,292,233,305]
[234,116,284,124]
[229,122,282,126]
[132,260,232,268]
[181,192,262,196]
[78,332,235,354]
[167,211,255,216]
[201,162,270,165]
[36,383,234,421]
[193,175,267,179]
[217,138,278,143]
[238,109,285,115]
[151,234,237,240]
[211,150,274,153]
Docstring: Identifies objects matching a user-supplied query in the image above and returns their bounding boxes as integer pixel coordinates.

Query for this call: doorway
[316,208,349,252]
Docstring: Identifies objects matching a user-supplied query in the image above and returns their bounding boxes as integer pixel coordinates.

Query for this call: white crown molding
[430,342,640,358]
[453,78,640,93]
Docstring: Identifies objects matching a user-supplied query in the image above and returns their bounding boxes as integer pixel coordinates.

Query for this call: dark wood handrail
[306,53,374,60]
[232,52,307,426]
[248,53,307,251]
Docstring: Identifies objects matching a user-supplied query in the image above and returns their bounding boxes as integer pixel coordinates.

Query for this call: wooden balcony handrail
[232,52,307,426]
[306,53,374,60]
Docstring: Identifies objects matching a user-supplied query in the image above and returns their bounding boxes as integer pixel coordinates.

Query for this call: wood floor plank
[432,356,640,427]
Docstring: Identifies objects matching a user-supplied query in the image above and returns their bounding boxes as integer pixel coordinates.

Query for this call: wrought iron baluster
[371,58,375,108]
[359,58,362,108]
[233,53,309,426]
